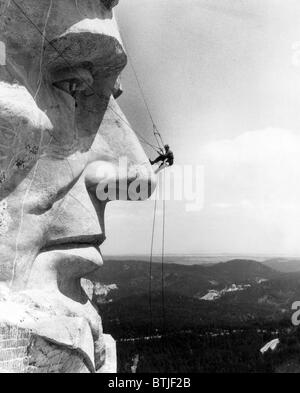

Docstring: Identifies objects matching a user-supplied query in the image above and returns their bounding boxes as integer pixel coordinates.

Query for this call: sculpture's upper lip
[40,236,105,270]
[42,235,106,251]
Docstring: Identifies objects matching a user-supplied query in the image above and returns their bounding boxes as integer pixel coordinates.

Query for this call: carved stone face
[0,0,155,372]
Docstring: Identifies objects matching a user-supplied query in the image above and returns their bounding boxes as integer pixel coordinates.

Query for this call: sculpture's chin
[0,250,106,372]
[0,298,103,373]
[25,249,104,336]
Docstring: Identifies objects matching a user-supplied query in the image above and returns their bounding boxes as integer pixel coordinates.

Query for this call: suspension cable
[149,185,159,335]
[127,50,164,151]
[161,171,167,333]
[149,175,167,336]
[115,16,165,151]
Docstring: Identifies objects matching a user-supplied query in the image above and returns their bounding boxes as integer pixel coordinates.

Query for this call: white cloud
[203,127,300,164]
[202,127,300,209]
[199,128,300,254]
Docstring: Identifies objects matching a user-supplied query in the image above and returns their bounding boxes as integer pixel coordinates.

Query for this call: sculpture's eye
[53,79,81,98]
[51,68,94,99]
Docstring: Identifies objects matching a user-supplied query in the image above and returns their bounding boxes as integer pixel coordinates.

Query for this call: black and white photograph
[0,0,300,378]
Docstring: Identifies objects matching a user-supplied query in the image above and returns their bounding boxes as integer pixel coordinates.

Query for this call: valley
[95,257,300,372]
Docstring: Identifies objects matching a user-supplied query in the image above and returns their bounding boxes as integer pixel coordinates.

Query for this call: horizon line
[103,253,300,258]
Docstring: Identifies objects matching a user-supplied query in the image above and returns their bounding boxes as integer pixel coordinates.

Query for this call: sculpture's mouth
[44,234,106,249]
[41,236,106,271]
[53,244,104,269]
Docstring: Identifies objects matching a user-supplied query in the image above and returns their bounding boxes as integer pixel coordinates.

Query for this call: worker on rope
[150,144,174,171]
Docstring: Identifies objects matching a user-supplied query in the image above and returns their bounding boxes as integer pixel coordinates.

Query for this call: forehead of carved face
[0,0,155,290]
[2,0,118,45]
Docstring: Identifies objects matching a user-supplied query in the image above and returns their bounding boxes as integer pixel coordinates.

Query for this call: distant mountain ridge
[99,258,281,301]
[106,254,300,271]
[206,259,279,281]
[263,258,300,273]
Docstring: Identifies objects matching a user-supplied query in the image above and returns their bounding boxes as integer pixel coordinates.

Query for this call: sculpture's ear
[101,0,119,10]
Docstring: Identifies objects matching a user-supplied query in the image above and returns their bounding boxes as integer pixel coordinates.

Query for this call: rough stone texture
[0,325,31,373]
[0,0,156,373]
[0,324,91,373]
[0,325,116,373]
[27,337,91,374]
[0,310,117,373]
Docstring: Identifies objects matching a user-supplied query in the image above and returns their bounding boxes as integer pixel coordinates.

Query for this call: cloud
[203,127,300,164]
[198,128,300,254]
[202,127,300,209]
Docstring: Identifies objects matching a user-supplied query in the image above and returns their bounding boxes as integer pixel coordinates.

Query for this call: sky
[102,0,300,256]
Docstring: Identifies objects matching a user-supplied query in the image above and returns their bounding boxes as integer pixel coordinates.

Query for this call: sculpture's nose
[85,159,157,202]
[84,97,157,202]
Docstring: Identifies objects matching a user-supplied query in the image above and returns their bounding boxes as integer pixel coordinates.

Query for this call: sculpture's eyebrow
[44,31,127,77]
[99,0,118,10]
